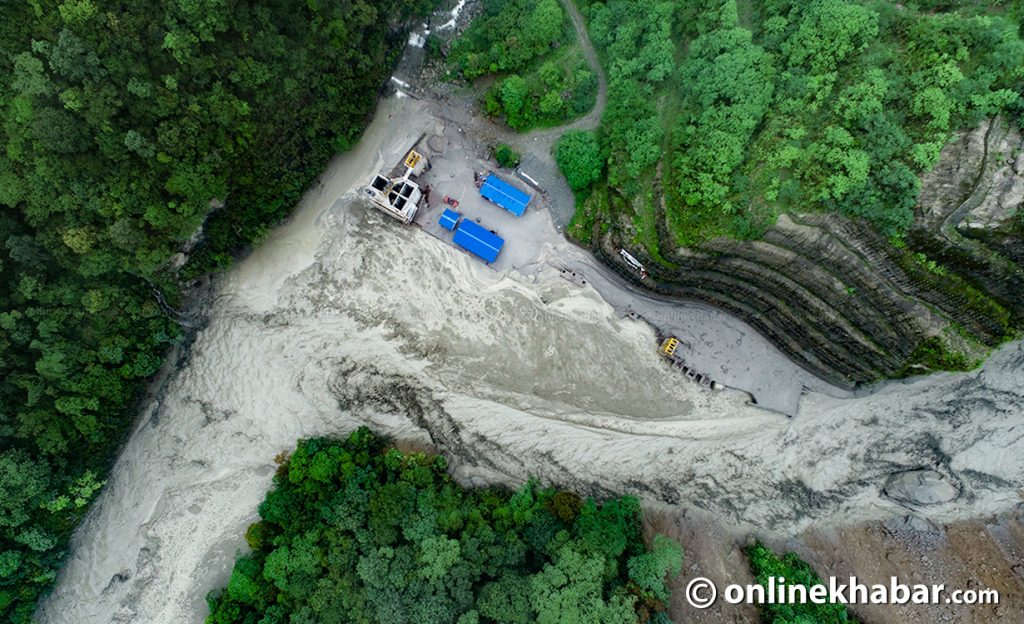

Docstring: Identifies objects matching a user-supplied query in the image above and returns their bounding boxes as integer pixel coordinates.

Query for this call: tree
[449,0,568,78]
[0,450,50,530]
[500,75,529,129]
[477,575,533,624]
[626,535,683,601]
[782,0,879,73]
[555,129,601,192]
[666,25,774,240]
[529,547,636,624]
[0,1,445,620]
[800,125,870,201]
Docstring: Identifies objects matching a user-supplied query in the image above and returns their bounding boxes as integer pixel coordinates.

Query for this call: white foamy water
[38,95,1024,624]
[438,0,467,31]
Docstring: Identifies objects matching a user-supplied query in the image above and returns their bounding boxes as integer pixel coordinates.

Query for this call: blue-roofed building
[439,209,461,231]
[480,174,531,217]
[453,220,504,263]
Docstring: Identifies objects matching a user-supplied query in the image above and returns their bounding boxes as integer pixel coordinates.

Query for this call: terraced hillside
[562,0,1024,387]
[595,118,1023,387]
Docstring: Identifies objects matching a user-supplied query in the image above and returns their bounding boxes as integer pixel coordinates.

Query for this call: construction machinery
[658,336,681,357]
[657,335,721,391]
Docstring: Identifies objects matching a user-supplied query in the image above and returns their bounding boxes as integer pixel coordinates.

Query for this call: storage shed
[453,220,504,263]
[439,209,461,231]
[480,174,531,217]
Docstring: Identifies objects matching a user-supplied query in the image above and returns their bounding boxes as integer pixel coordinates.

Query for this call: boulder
[884,469,960,506]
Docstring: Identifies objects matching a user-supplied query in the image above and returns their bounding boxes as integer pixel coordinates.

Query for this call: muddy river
[38,95,1024,624]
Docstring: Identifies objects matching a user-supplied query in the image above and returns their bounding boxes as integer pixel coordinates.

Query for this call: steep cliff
[594,118,1024,388]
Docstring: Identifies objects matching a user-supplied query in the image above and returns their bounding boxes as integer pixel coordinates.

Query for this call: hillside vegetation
[0,1,437,620]
[553,0,1024,383]
[570,0,1023,247]
[436,1,1023,382]
[206,429,683,624]
[449,0,598,130]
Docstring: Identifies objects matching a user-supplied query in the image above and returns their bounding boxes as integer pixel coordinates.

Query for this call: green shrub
[745,541,856,623]
[901,336,977,374]
[493,143,521,168]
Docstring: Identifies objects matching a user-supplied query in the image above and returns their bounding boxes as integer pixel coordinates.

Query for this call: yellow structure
[658,337,681,357]
[404,150,423,170]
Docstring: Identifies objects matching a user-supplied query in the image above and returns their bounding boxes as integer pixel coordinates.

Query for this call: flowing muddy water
[39,95,1024,624]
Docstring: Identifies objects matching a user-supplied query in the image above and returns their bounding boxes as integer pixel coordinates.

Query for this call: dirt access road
[533,0,608,136]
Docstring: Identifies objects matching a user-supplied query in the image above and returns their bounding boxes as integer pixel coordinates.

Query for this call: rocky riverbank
[654,505,1024,623]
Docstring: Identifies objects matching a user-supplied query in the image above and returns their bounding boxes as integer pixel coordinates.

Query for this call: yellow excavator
[404,150,423,170]
[658,336,682,358]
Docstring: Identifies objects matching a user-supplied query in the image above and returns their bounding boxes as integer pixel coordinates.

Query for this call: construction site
[362,125,553,272]
[361,126,767,406]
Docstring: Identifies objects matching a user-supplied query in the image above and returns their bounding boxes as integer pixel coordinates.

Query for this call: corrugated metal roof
[480,174,531,217]
[439,209,461,231]
[453,220,504,263]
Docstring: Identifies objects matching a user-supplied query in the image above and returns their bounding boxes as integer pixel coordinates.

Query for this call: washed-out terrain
[38,93,1024,624]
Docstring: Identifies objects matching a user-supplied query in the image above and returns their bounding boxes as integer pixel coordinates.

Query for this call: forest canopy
[0,1,437,620]
[571,0,1024,247]
[449,0,598,130]
[206,429,683,624]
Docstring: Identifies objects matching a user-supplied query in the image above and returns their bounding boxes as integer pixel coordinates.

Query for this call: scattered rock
[427,134,446,154]
[884,514,940,535]
[882,514,945,549]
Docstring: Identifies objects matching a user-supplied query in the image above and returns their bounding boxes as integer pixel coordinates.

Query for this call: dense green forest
[450,0,598,130]
[206,429,683,624]
[563,0,1024,249]
[0,1,437,620]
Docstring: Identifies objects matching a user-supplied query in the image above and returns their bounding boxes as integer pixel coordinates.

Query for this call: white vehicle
[619,248,648,278]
